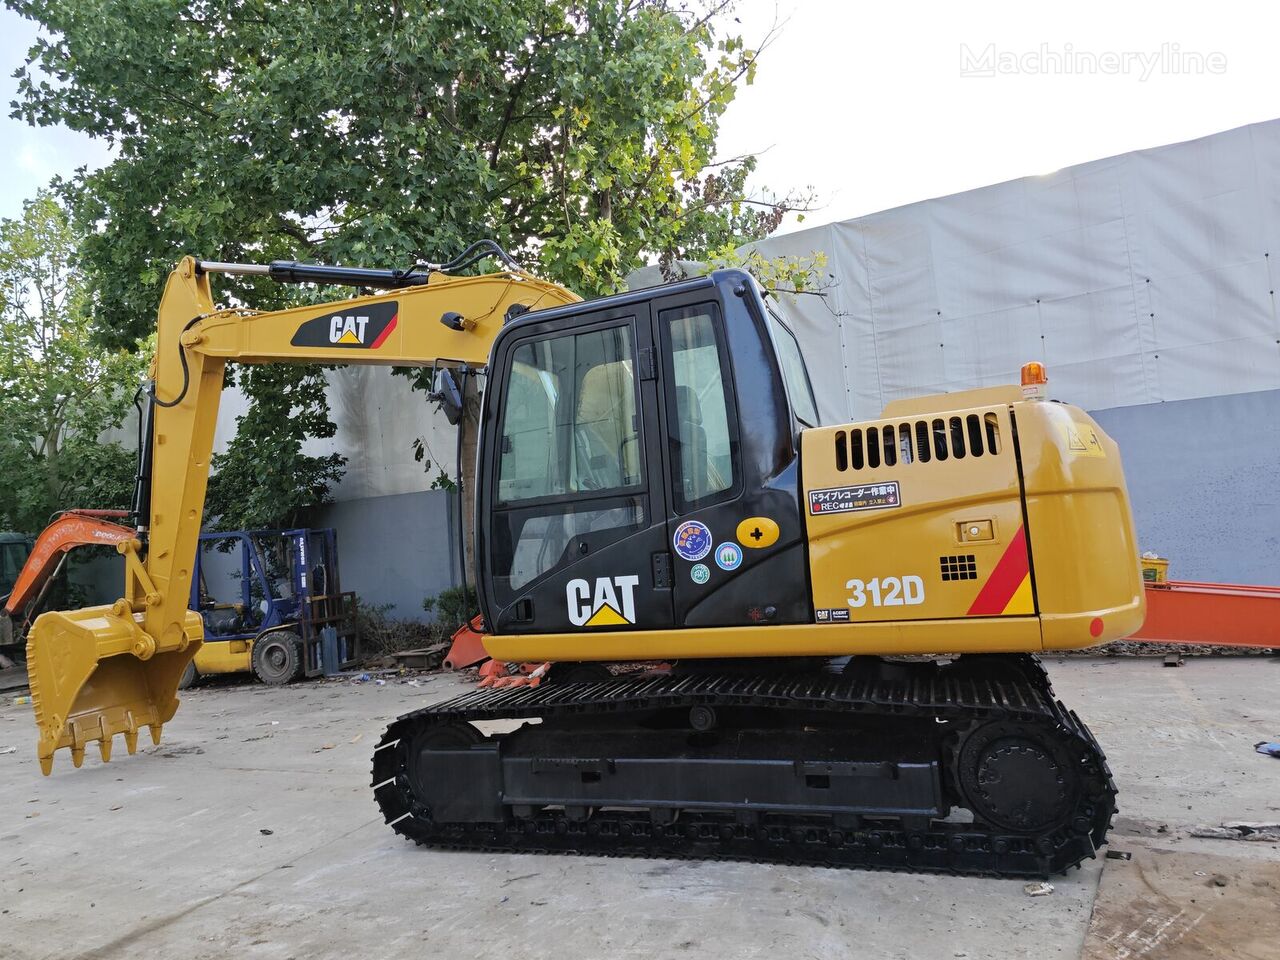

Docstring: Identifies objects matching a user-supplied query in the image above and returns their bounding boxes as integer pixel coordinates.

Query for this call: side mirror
[430,368,464,425]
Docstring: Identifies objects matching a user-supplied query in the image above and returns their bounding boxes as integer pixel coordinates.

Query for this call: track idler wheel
[406,720,485,819]
[955,721,1077,834]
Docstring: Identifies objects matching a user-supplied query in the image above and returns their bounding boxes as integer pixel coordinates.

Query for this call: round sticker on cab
[673,520,713,561]
[714,542,742,571]
[690,563,710,585]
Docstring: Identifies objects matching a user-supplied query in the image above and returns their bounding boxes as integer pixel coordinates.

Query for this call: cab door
[652,296,745,624]
[479,302,674,635]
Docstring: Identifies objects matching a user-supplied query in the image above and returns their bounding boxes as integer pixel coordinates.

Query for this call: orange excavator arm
[3,511,135,620]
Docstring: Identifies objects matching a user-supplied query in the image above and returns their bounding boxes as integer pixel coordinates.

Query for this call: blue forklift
[185,527,360,686]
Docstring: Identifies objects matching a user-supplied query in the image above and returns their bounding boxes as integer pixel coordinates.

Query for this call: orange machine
[0,511,135,655]
[1131,580,1280,649]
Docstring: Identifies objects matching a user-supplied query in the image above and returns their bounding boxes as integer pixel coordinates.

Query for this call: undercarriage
[372,656,1115,878]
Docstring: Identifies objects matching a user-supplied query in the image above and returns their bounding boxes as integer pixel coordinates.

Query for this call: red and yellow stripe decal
[967,525,1034,616]
[369,312,398,349]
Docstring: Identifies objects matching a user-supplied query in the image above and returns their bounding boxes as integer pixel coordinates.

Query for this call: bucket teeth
[23,605,203,776]
[39,755,53,776]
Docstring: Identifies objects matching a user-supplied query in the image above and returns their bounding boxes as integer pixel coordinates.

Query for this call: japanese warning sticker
[807,481,901,516]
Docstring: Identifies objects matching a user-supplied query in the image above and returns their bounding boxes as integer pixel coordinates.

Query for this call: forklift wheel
[252,631,303,686]
[177,660,198,690]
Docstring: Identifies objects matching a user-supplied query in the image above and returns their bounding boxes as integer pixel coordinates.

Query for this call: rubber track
[371,672,1115,878]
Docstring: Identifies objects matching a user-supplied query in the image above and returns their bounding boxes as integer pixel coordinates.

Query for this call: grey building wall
[203,366,467,621]
[1091,389,1280,585]
[314,489,463,619]
[727,119,1280,588]
[67,493,463,620]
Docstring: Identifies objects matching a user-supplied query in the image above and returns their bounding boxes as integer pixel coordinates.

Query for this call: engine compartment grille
[834,412,1002,472]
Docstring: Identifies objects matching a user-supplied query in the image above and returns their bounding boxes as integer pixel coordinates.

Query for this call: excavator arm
[27,253,579,773]
[3,511,134,624]
[1,510,136,657]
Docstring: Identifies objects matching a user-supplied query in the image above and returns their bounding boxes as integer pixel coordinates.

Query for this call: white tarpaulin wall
[743,119,1280,423]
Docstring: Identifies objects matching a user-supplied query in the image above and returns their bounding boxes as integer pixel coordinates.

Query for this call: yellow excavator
[26,240,1144,877]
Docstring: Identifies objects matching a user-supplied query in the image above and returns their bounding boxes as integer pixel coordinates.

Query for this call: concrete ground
[1,657,1278,960]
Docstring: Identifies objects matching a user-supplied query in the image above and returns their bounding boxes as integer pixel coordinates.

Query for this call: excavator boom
[27,254,579,773]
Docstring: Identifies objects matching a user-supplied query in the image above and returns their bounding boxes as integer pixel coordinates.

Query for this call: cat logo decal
[290,300,398,349]
[566,575,639,627]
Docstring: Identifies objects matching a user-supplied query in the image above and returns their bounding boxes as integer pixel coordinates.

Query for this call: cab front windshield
[766,306,820,427]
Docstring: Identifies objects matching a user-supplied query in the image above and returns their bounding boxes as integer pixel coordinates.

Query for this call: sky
[1,12,112,219]
[3,0,1279,230]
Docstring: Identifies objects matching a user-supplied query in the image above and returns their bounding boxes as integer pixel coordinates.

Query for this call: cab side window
[661,304,738,512]
[490,322,646,599]
[497,324,640,503]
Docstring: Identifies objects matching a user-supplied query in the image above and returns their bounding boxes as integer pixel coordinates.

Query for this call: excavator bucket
[443,614,491,670]
[26,605,202,775]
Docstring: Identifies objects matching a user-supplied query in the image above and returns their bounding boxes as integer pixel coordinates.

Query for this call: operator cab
[0,533,33,600]
[476,269,819,638]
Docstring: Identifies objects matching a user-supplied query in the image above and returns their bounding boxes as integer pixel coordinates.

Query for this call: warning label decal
[1059,422,1106,459]
[808,481,901,516]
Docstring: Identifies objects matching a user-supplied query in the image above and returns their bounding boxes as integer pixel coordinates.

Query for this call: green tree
[10,0,807,319]
[203,365,347,530]
[9,0,811,526]
[0,192,148,534]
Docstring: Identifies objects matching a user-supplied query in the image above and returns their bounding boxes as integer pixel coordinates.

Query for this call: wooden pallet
[389,642,451,670]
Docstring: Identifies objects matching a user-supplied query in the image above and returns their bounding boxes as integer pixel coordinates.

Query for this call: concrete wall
[1091,388,1280,585]
[314,489,463,619]
[61,369,464,619]
[204,368,466,619]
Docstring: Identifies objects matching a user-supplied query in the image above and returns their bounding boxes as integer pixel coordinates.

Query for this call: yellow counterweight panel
[797,390,1143,653]
[1012,401,1145,649]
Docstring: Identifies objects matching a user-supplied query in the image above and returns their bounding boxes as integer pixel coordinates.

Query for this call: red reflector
[1089,617,1104,638]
